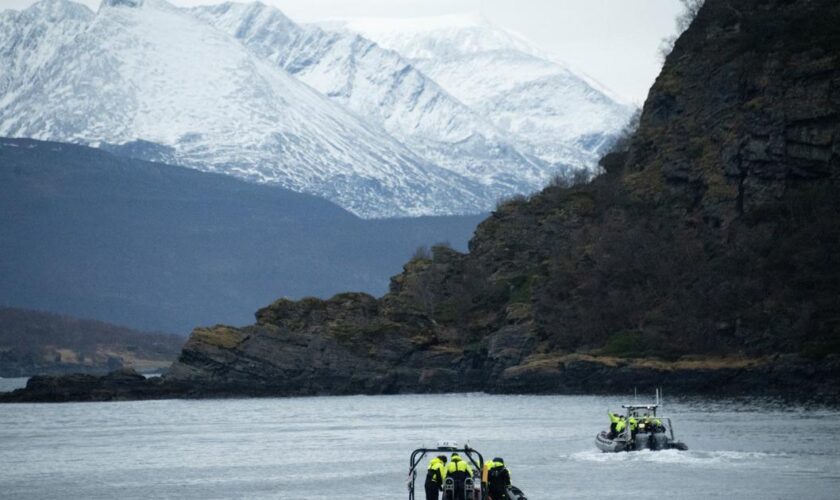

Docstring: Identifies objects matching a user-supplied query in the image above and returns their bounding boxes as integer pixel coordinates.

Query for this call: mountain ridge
[332,13,636,167]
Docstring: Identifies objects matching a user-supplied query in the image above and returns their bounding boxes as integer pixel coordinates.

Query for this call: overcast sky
[4,0,685,103]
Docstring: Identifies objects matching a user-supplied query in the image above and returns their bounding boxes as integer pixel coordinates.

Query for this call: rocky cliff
[3,0,839,402]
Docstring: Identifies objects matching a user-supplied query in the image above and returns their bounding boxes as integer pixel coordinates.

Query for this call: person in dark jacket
[487,457,511,500]
[425,455,448,500]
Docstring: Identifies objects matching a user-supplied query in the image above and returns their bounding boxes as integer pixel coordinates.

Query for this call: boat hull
[596,430,686,452]
[595,431,629,452]
[506,485,528,499]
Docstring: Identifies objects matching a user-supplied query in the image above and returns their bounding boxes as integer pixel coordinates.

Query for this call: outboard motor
[507,485,528,500]
[632,433,651,451]
[442,477,455,500]
[650,431,670,451]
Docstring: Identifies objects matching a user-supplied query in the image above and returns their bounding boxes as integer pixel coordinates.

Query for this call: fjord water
[1,394,838,499]
[0,377,27,392]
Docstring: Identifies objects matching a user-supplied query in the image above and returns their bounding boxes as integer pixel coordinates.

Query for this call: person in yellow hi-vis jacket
[445,453,473,500]
[425,455,447,500]
[608,411,622,438]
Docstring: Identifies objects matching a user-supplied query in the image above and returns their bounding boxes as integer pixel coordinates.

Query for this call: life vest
[446,456,473,477]
[426,458,446,484]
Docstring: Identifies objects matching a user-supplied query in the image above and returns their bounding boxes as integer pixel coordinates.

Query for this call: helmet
[438,455,448,463]
[451,453,461,461]
[493,457,504,464]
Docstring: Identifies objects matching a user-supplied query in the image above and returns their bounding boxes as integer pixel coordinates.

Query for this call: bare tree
[549,168,593,189]
[659,0,706,60]
[676,0,705,31]
[606,108,642,154]
[411,245,431,262]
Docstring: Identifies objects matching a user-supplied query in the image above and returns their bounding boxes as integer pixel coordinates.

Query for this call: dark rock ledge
[3,355,837,403]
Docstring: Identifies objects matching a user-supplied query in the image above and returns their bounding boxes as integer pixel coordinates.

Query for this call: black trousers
[489,485,508,500]
[425,481,440,500]
[453,482,466,500]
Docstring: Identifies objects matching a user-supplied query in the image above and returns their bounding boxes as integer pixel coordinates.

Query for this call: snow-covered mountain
[0,0,486,217]
[0,0,92,99]
[0,0,634,217]
[332,14,635,167]
[189,2,550,201]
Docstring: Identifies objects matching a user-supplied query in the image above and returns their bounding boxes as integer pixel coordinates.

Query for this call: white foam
[570,449,787,466]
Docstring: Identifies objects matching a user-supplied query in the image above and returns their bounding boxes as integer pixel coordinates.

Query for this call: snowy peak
[13,0,92,20]
[194,2,297,40]
[332,13,540,61]
[336,13,635,162]
[101,0,145,9]
[193,2,554,196]
[0,0,93,99]
[190,2,302,67]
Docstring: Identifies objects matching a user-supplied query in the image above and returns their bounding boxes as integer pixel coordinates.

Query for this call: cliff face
[162,0,840,397]
[6,0,838,402]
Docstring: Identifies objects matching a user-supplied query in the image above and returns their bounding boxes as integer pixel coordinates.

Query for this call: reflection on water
[0,394,838,499]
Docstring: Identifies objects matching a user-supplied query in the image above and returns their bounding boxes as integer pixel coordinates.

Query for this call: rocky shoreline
[3,354,837,403]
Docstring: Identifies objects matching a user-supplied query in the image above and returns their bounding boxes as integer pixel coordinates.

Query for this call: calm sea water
[0,377,28,392]
[0,393,838,499]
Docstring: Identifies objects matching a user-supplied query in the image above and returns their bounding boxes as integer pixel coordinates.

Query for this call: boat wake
[569,449,785,466]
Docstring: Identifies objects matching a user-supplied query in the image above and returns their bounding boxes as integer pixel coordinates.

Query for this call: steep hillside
[0,307,183,377]
[0,138,484,333]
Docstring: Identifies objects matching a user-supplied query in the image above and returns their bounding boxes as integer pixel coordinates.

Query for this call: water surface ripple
[1,393,838,499]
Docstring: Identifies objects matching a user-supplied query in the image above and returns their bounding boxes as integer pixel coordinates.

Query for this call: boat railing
[663,417,675,441]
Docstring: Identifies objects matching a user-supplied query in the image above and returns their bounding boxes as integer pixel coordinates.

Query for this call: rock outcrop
[3,0,840,402]
[0,369,181,403]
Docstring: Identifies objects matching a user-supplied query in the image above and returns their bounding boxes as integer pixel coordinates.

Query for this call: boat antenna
[656,388,660,406]
[634,387,637,403]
